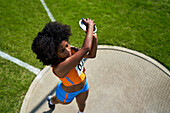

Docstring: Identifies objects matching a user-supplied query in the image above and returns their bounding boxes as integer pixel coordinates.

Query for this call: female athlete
[31,18,97,113]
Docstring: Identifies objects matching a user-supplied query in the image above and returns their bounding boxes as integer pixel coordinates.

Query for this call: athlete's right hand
[82,18,95,29]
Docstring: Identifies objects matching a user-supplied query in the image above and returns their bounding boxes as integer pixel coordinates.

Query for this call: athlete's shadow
[43,109,54,113]
[30,85,56,113]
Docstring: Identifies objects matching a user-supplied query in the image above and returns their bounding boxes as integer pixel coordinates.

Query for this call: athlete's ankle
[50,100,54,105]
[78,110,84,113]
[47,95,54,105]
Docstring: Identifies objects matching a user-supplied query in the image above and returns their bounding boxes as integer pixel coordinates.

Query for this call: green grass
[0,0,49,69]
[0,0,169,112]
[0,57,36,112]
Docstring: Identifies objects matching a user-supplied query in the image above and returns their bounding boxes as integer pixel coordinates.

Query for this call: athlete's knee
[51,96,59,104]
[76,97,87,107]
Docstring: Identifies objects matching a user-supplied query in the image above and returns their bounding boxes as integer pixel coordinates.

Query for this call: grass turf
[0,57,36,112]
[0,0,169,112]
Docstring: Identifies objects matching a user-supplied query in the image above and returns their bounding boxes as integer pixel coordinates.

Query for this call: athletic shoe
[47,95,55,110]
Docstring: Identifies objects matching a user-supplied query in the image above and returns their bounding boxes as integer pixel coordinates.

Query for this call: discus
[79,18,97,34]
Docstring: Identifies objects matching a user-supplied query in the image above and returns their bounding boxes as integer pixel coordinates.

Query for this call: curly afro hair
[31,21,72,66]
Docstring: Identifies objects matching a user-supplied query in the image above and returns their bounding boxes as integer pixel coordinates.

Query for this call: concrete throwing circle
[21,45,170,113]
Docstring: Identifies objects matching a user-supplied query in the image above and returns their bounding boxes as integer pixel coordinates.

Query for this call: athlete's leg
[51,95,59,104]
[76,90,89,112]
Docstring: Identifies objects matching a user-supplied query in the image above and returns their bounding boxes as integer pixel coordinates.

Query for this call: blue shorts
[56,79,89,103]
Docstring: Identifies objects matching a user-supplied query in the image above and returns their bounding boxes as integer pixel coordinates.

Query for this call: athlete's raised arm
[84,33,97,58]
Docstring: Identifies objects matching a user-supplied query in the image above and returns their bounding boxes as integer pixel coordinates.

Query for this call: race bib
[75,59,85,76]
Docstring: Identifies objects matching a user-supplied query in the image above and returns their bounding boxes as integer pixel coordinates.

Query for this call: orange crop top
[52,48,86,86]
